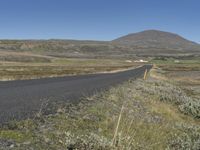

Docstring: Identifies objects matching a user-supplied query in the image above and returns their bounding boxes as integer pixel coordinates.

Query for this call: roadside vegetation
[0,58,199,149]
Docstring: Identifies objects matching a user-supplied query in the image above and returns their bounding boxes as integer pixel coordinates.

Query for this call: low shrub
[137,79,200,118]
[179,100,200,119]
[167,124,200,150]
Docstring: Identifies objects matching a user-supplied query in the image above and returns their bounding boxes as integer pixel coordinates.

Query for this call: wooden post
[111,105,124,147]
[144,69,148,80]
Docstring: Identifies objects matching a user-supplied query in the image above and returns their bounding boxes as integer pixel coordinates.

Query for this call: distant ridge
[0,30,200,58]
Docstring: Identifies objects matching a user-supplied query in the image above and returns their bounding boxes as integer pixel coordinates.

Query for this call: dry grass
[0,59,199,149]
[0,58,141,81]
[0,76,199,149]
[0,50,143,81]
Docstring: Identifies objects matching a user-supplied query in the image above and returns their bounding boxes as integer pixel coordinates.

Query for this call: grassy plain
[0,56,141,81]
[0,58,199,149]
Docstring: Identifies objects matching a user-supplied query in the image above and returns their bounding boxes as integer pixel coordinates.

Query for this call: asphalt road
[0,65,152,124]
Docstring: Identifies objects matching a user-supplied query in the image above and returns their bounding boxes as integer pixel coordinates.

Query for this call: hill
[0,30,200,58]
[112,30,200,56]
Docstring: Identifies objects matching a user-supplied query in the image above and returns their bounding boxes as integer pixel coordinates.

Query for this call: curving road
[0,65,152,124]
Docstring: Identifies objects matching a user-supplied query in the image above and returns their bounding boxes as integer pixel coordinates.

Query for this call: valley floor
[0,63,199,150]
[0,58,141,81]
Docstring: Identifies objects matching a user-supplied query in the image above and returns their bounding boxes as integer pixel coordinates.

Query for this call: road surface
[0,65,152,124]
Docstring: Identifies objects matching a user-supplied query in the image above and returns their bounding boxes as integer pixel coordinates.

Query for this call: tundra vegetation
[0,57,141,81]
[0,58,199,150]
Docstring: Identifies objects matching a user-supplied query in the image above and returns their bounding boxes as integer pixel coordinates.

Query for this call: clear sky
[0,0,199,42]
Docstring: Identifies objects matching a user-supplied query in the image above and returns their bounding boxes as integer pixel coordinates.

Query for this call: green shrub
[137,79,200,118]
[179,100,200,119]
[167,124,200,150]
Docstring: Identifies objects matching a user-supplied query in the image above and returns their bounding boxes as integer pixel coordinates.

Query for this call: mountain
[0,30,200,59]
[112,30,200,55]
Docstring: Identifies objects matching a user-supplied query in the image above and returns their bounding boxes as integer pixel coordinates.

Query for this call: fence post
[144,69,148,80]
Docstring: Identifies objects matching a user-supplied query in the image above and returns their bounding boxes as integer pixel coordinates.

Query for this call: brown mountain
[112,30,200,55]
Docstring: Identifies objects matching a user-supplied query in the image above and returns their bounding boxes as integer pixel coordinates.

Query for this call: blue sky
[0,0,199,42]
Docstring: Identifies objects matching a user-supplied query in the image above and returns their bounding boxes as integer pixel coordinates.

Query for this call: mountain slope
[112,30,200,54]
